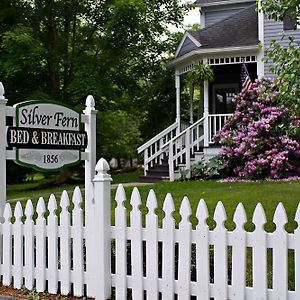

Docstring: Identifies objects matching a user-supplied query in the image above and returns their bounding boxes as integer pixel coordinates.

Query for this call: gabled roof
[175,32,202,58]
[176,4,258,58]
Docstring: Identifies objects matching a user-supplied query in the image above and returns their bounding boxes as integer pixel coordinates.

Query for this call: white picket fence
[1,159,299,299]
[0,188,87,296]
[112,185,300,300]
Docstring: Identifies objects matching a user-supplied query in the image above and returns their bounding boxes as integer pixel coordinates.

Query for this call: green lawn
[7,176,300,232]
[111,179,300,232]
[7,169,142,201]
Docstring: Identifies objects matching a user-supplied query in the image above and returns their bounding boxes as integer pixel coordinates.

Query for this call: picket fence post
[0,82,7,213]
[84,95,97,296]
[91,158,112,300]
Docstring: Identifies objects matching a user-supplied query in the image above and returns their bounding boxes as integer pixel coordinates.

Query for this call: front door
[213,84,238,114]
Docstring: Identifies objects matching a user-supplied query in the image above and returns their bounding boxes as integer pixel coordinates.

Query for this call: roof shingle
[187,4,258,51]
[195,0,232,4]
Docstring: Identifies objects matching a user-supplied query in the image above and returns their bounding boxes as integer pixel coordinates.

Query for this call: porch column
[257,0,265,78]
[189,84,194,124]
[203,59,209,147]
[175,70,181,135]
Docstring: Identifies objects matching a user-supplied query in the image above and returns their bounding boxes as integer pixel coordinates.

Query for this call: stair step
[153,163,168,169]
[139,175,169,183]
[147,169,169,176]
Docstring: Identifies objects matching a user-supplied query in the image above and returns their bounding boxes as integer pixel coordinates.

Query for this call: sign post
[0,83,7,212]
[0,82,95,216]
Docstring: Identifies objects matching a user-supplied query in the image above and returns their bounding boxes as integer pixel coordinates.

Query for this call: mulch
[0,285,94,299]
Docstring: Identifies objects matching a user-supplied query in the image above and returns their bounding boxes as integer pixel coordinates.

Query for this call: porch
[138,53,260,182]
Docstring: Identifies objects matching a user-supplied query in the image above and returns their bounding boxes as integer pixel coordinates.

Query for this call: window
[283,13,295,30]
[283,12,299,30]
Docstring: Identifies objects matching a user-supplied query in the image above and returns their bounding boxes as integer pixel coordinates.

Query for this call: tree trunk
[44,0,60,94]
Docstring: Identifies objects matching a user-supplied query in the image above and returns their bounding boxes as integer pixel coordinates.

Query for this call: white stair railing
[208,114,232,144]
[162,117,205,181]
[137,122,178,175]
[138,114,233,180]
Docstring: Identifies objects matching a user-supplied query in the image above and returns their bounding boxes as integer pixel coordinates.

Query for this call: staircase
[138,114,232,182]
[139,156,169,183]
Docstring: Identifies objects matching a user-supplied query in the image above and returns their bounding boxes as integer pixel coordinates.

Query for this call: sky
[182,0,200,28]
[169,0,200,32]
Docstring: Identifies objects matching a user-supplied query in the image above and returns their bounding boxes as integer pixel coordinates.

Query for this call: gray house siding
[177,37,198,57]
[204,3,254,27]
[264,18,300,78]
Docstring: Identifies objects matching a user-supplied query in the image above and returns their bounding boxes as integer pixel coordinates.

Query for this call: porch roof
[172,4,258,63]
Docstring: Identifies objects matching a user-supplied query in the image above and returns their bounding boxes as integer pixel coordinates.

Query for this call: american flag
[241,63,253,95]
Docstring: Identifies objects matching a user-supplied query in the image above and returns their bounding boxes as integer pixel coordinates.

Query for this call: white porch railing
[162,117,205,181]
[138,114,233,181]
[208,113,233,144]
[137,122,178,175]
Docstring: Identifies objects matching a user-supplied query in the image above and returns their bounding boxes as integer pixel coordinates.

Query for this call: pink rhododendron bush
[214,78,300,179]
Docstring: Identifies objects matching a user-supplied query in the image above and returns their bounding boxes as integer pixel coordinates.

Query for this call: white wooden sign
[8,101,87,172]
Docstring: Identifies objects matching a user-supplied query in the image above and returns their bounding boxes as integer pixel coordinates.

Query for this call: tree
[260,0,299,25]
[0,0,191,178]
[263,37,300,115]
[0,0,190,107]
[97,110,141,165]
[259,0,300,115]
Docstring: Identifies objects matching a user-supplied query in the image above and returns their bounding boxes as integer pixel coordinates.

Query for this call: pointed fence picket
[13,202,23,289]
[72,187,84,296]
[161,193,175,298]
[295,203,300,299]
[47,194,58,293]
[231,203,247,299]
[177,197,192,299]
[213,201,228,300]
[273,203,288,299]
[24,200,34,290]
[145,190,159,299]
[0,162,299,300]
[3,203,12,286]
[36,197,46,292]
[60,191,71,295]
[114,184,127,299]
[252,203,268,300]
[129,187,144,299]
[195,199,210,299]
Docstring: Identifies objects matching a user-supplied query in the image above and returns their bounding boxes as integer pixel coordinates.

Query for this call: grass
[111,179,300,232]
[7,176,300,232]
[7,169,142,201]
[111,169,142,184]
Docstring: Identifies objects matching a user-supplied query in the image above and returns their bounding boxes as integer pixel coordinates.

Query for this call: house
[138,0,300,182]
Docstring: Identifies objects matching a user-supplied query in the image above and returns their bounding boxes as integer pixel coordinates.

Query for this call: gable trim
[197,0,255,8]
[169,45,259,68]
[175,32,202,58]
